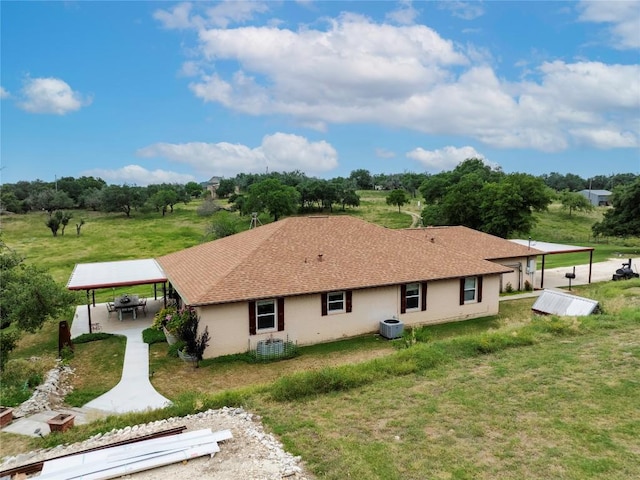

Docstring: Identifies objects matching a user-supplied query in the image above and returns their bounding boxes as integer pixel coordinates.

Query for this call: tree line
[1,165,638,238]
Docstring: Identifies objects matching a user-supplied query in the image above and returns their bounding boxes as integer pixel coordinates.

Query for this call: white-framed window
[463,277,477,303]
[405,283,420,310]
[327,291,345,313]
[256,300,276,331]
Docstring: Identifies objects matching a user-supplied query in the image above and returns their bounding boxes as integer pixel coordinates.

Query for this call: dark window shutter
[249,301,256,335]
[421,282,428,311]
[346,290,352,313]
[459,278,465,305]
[321,293,328,316]
[400,284,407,314]
[277,297,285,331]
[477,276,483,303]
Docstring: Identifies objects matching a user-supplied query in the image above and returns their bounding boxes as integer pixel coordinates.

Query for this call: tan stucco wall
[493,256,537,292]
[197,274,502,358]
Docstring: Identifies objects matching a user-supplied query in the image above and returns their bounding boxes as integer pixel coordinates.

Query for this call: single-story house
[578,189,612,206]
[401,226,543,292]
[156,216,514,358]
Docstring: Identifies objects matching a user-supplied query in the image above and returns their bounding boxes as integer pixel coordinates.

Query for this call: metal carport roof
[67,259,168,333]
[509,240,594,289]
[67,259,167,291]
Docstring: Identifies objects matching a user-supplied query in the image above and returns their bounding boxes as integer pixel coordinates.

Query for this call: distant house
[578,189,612,206]
[401,226,542,292]
[156,216,515,358]
[206,176,222,199]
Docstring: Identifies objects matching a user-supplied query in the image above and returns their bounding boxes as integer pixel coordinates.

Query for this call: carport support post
[86,290,93,334]
[540,255,546,289]
[588,250,593,284]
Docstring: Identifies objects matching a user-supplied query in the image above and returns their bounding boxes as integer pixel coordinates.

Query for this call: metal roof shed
[509,239,594,289]
[532,289,600,316]
[67,259,168,332]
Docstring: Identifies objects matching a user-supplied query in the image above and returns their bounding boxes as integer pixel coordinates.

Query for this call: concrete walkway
[83,327,172,415]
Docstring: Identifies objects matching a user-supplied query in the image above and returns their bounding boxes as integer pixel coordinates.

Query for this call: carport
[509,240,594,289]
[67,259,168,333]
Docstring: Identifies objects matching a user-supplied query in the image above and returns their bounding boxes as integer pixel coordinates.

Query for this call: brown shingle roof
[401,226,543,260]
[157,216,511,306]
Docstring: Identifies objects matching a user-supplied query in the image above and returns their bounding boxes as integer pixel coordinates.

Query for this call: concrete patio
[70,297,166,337]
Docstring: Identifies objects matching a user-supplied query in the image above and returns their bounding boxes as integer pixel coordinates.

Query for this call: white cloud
[569,128,638,149]
[375,148,396,159]
[386,0,419,25]
[153,2,199,30]
[406,146,486,171]
[165,8,639,153]
[154,1,268,30]
[578,0,640,49]
[136,133,338,178]
[82,165,196,187]
[0,86,9,99]
[439,1,485,21]
[18,77,91,115]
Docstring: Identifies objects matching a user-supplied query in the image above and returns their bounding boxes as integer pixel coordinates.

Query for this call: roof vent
[317,254,323,262]
[430,237,435,243]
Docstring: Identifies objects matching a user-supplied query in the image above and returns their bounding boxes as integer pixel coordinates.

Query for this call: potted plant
[176,307,210,368]
[152,306,182,345]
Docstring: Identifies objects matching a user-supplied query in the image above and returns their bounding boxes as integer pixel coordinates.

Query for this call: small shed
[578,189,612,206]
[532,289,599,316]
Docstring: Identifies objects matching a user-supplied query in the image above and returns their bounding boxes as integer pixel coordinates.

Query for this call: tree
[419,164,552,237]
[349,169,374,190]
[0,239,77,369]
[216,178,236,198]
[559,190,594,216]
[100,185,144,217]
[30,189,74,214]
[401,172,427,198]
[185,181,203,198]
[593,179,640,237]
[386,189,409,213]
[45,210,73,236]
[246,178,300,221]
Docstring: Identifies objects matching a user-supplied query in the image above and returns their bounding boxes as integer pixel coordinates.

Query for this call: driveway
[536,257,640,289]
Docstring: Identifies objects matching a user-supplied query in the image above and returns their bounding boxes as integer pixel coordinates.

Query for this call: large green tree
[0,240,77,369]
[592,179,640,237]
[246,178,300,221]
[349,169,374,190]
[419,160,551,237]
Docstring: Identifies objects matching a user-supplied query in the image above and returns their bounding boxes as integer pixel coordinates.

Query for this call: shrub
[142,328,166,345]
[524,280,533,291]
[73,332,113,344]
[196,199,221,217]
[505,282,514,293]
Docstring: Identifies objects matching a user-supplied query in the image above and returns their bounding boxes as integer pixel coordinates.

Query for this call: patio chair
[106,302,116,318]
[137,298,147,316]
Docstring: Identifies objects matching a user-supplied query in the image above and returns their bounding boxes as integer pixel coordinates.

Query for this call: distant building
[206,176,222,199]
[578,189,612,206]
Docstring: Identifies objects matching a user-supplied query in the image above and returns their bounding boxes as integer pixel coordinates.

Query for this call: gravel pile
[1,407,314,480]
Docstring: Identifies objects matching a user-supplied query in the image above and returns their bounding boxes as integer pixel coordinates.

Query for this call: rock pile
[0,407,313,480]
[12,360,74,418]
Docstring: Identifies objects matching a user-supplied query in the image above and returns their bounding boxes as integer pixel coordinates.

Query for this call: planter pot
[0,407,13,429]
[47,413,75,433]
[178,349,198,364]
[163,327,178,345]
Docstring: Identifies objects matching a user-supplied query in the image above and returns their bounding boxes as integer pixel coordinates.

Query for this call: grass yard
[256,322,639,480]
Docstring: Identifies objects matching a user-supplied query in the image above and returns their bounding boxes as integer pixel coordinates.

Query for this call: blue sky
[1,1,639,186]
